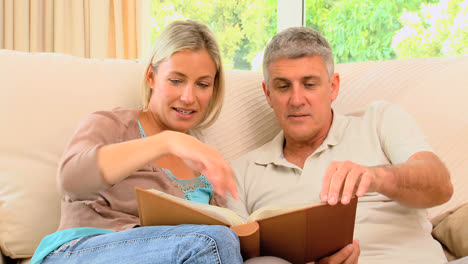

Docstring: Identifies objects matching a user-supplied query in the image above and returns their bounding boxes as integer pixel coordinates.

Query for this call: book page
[146,189,246,226]
[246,201,321,222]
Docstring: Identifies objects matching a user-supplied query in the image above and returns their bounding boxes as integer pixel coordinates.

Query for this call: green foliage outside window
[392,0,468,59]
[306,0,468,63]
[150,0,467,70]
[150,0,276,70]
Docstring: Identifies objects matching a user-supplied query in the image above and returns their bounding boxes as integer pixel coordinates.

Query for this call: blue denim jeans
[41,225,243,264]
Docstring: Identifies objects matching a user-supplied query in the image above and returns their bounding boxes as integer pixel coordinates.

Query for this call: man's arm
[369,151,453,207]
[321,151,453,208]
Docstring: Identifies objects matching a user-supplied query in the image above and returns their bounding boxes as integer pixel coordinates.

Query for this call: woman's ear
[146,66,155,88]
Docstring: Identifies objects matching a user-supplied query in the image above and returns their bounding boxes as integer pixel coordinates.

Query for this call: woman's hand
[162,131,238,199]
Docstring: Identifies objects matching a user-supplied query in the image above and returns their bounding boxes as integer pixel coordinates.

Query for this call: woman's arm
[60,126,237,199]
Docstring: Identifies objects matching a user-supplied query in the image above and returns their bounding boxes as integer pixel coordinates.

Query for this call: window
[304,0,468,64]
[150,0,467,69]
[150,0,277,71]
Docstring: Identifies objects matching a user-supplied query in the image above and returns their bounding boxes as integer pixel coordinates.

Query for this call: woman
[31,20,242,264]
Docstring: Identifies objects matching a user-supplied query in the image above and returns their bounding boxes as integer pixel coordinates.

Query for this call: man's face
[263,55,340,143]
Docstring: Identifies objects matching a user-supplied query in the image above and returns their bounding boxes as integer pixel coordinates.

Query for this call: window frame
[277,0,305,32]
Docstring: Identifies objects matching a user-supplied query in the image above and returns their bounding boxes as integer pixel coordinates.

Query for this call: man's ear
[330,73,340,102]
[262,81,273,108]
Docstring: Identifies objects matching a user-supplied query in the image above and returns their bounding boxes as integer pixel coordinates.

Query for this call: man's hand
[320,161,376,205]
[311,240,360,264]
[320,152,453,208]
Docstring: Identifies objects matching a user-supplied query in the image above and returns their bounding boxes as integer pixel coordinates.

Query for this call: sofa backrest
[0,50,143,258]
[336,57,468,218]
[1,49,467,259]
[203,56,468,221]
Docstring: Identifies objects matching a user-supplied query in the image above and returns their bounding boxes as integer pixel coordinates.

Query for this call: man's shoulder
[365,100,413,123]
[367,100,404,113]
[230,138,276,170]
[232,142,269,165]
[343,100,397,116]
[343,100,409,124]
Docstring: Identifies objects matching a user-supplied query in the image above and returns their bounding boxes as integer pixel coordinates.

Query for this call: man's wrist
[368,165,394,195]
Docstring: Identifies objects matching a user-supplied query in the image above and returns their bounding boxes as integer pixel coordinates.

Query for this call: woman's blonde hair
[140,20,225,129]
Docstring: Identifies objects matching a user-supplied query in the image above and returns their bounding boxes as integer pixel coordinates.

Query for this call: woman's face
[146,49,217,133]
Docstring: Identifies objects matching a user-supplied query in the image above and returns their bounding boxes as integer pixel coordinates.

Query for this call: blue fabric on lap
[30,227,115,264]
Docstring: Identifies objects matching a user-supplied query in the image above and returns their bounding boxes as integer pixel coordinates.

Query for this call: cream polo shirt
[227,101,447,264]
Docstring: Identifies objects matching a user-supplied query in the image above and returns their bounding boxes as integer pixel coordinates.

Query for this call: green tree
[150,0,276,70]
[234,0,276,70]
[305,0,438,63]
[392,0,468,58]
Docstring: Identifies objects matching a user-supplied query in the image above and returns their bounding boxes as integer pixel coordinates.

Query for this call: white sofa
[1,49,467,263]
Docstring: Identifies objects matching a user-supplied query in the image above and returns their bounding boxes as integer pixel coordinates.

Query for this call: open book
[136,187,357,263]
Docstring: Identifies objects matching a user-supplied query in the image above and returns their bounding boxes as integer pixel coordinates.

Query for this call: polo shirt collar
[255,130,286,166]
[319,110,348,149]
[254,109,348,166]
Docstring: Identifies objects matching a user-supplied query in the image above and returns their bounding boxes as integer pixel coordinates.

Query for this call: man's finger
[356,170,372,197]
[343,240,360,264]
[328,162,351,205]
[341,168,361,204]
[318,241,354,264]
[321,162,338,202]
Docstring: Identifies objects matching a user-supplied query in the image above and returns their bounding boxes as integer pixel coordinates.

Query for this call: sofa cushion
[203,69,280,162]
[0,50,143,258]
[432,203,468,259]
[333,57,468,219]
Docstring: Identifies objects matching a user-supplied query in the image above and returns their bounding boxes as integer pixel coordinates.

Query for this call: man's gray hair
[262,27,334,82]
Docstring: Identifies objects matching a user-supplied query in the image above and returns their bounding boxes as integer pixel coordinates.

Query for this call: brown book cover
[136,187,357,263]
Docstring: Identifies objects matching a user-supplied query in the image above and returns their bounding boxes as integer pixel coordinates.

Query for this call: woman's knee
[195,225,240,247]
[193,225,242,263]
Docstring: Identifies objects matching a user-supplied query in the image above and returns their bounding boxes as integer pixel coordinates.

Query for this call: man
[227,27,453,264]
